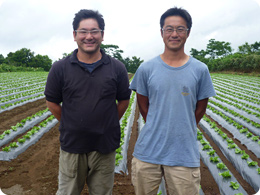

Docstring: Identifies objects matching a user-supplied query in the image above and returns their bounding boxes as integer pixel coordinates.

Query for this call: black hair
[72,9,105,31]
[160,7,192,31]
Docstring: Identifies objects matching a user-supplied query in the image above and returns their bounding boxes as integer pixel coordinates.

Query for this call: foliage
[101,44,143,73]
[219,171,231,178]
[230,181,239,190]
[190,40,260,73]
[1,48,52,72]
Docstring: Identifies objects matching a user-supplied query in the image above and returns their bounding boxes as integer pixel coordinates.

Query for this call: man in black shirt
[44,9,131,195]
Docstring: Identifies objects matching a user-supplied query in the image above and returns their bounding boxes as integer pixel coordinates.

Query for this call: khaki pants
[56,149,116,195]
[131,157,200,195]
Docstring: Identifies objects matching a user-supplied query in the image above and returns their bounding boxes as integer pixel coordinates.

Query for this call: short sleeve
[116,64,131,101]
[129,64,148,97]
[197,67,216,100]
[44,63,63,103]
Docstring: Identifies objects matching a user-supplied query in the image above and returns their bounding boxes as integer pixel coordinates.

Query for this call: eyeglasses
[75,29,103,36]
[162,27,189,35]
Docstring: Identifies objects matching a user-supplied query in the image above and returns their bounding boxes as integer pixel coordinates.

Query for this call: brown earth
[0,98,258,195]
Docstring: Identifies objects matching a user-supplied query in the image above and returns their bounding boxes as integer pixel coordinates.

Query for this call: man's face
[73,18,104,55]
[161,16,189,52]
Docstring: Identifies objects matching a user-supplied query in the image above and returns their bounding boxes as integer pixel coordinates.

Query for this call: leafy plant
[2,146,11,152]
[247,161,258,166]
[10,142,18,148]
[246,132,253,138]
[230,181,239,190]
[217,163,227,170]
[219,171,231,178]
[241,151,249,160]
[257,168,260,174]
[226,138,234,144]
[4,130,11,135]
[202,144,212,150]
[235,148,243,154]
[228,143,237,149]
[18,138,26,144]
[210,156,219,163]
[207,150,216,156]
[251,136,259,141]
[200,140,209,145]
[11,126,17,131]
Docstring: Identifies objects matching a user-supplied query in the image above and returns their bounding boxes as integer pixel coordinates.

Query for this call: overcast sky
[0,0,260,62]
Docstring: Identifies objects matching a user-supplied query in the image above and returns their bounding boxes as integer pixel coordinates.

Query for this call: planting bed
[0,72,259,195]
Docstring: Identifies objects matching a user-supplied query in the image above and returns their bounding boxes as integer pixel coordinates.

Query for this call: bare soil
[0,98,258,195]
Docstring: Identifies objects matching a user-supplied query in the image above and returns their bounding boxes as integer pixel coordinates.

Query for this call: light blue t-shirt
[130,56,216,167]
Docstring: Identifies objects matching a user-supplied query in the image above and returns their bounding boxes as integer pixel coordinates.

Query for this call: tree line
[1,40,259,73]
[190,39,260,72]
[0,44,143,73]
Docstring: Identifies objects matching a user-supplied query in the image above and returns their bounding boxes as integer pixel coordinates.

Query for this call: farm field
[0,72,259,195]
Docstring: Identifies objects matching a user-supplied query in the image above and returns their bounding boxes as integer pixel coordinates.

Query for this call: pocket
[59,149,78,178]
[191,168,201,185]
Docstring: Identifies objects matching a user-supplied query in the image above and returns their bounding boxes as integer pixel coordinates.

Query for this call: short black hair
[73,9,105,31]
[160,7,192,31]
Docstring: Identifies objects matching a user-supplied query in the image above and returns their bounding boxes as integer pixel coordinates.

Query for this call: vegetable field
[0,72,259,195]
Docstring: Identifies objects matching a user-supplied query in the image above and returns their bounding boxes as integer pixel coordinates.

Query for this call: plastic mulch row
[199,120,260,192]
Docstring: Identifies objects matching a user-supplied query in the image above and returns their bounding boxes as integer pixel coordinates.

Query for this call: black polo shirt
[44,49,131,154]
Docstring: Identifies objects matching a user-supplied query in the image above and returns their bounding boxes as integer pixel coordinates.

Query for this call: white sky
[0,0,260,62]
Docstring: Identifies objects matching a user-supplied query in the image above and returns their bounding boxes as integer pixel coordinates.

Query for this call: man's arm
[117,99,130,120]
[195,98,209,125]
[136,93,149,122]
[46,100,62,121]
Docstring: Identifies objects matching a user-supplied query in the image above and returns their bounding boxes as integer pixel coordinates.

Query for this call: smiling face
[161,15,190,53]
[73,18,104,55]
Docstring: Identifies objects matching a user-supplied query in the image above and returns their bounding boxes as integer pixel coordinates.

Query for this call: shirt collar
[70,49,110,65]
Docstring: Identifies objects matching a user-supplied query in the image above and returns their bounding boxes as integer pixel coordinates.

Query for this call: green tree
[239,41,260,54]
[5,48,35,67]
[0,54,4,64]
[100,44,124,61]
[206,39,232,59]
[123,56,143,73]
[29,54,52,71]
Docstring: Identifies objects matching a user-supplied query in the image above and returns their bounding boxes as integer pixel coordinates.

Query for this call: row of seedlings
[206,105,260,158]
[199,116,260,192]
[0,108,51,148]
[0,112,58,161]
[115,90,136,173]
[197,129,248,195]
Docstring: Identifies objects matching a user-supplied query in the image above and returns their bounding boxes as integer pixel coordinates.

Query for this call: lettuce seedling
[200,140,209,145]
[241,151,249,160]
[217,163,227,170]
[247,161,258,166]
[228,143,237,149]
[202,144,212,150]
[210,156,219,163]
[251,136,259,142]
[219,171,231,178]
[10,142,18,148]
[235,148,243,154]
[239,128,248,133]
[18,138,26,144]
[2,146,11,152]
[207,150,216,156]
[230,181,239,190]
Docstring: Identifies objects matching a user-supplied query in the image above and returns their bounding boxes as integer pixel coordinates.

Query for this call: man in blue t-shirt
[130,7,216,195]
